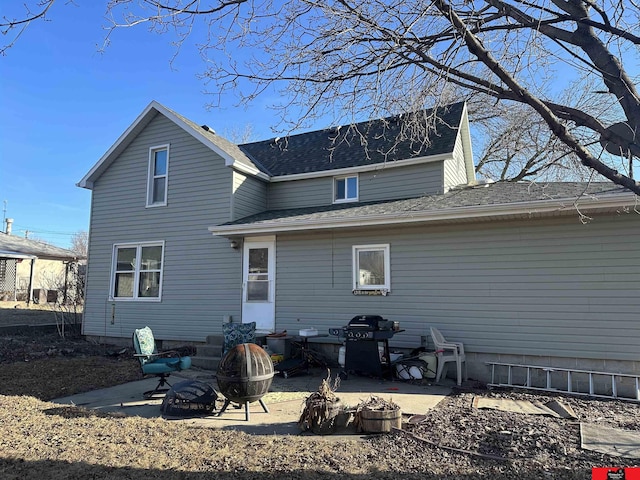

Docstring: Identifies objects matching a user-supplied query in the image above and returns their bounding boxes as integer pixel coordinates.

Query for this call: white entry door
[242,237,275,333]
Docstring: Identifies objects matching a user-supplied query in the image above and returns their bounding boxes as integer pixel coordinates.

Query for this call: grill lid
[348,315,385,330]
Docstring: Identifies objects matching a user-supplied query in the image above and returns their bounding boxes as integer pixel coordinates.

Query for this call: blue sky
[1,2,279,248]
[2,3,636,248]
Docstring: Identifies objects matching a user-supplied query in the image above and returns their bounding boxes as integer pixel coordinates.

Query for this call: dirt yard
[0,301,82,335]
[0,326,638,479]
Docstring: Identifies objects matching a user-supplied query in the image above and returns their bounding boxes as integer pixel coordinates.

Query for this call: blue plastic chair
[133,326,192,398]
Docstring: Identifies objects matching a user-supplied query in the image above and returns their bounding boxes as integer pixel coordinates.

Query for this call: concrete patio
[53,367,452,438]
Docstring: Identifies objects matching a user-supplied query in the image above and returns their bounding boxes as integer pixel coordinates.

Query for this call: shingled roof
[210,181,636,236]
[239,102,465,177]
[0,233,80,261]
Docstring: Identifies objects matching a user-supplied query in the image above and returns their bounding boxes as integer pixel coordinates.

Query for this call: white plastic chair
[430,327,467,386]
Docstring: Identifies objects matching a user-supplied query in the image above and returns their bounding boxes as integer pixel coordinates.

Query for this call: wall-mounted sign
[352,289,389,296]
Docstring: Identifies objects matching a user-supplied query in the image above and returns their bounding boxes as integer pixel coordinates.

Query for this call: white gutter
[0,250,37,260]
[229,161,270,181]
[209,192,638,237]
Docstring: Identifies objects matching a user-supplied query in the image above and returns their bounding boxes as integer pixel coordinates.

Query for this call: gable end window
[352,244,390,291]
[334,175,358,203]
[111,242,164,301]
[147,145,169,207]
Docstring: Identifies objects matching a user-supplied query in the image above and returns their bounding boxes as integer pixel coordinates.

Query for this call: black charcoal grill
[329,315,402,379]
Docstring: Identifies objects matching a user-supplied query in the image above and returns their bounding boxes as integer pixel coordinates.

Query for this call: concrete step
[196,344,222,358]
[205,335,223,345]
[191,355,221,371]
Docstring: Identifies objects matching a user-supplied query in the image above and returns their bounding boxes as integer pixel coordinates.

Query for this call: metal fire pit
[160,380,218,417]
[216,343,274,421]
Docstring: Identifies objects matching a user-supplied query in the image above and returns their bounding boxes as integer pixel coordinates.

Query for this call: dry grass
[0,356,141,400]
[0,331,638,479]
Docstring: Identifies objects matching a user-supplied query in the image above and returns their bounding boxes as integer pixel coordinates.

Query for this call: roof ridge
[239,101,466,147]
[239,102,466,177]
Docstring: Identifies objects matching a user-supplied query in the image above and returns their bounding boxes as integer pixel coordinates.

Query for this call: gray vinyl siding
[359,162,444,200]
[267,162,445,209]
[268,177,329,209]
[443,133,468,190]
[83,112,242,342]
[232,171,267,220]
[272,214,640,362]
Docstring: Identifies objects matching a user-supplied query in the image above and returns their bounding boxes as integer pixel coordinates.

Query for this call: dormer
[238,101,474,210]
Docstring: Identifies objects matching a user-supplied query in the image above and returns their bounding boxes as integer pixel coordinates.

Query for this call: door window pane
[249,248,268,274]
[247,247,269,301]
[247,281,269,301]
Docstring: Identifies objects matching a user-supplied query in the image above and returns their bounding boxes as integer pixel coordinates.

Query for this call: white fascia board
[230,161,270,181]
[155,103,236,164]
[0,250,37,260]
[77,101,160,189]
[208,192,638,237]
[78,101,267,189]
[268,153,452,182]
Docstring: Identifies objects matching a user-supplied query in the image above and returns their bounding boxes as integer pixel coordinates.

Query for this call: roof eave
[78,101,261,189]
[78,101,161,190]
[0,251,37,260]
[269,152,454,182]
[208,192,638,237]
[228,160,271,181]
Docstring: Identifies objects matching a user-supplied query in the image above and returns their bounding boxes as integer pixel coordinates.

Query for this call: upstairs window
[147,145,169,206]
[111,242,164,300]
[334,175,358,203]
[353,244,391,292]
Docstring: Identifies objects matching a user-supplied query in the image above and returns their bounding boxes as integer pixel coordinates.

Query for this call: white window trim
[333,174,359,203]
[352,243,391,291]
[146,144,170,207]
[109,241,165,301]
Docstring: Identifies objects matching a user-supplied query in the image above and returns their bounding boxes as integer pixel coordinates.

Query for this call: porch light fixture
[230,240,240,250]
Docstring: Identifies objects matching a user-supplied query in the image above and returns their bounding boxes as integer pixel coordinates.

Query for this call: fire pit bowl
[216,343,274,421]
[161,380,218,417]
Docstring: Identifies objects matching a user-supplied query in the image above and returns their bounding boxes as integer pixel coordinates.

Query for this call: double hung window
[111,242,164,300]
[147,145,169,206]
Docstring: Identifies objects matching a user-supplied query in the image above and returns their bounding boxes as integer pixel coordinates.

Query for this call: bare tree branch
[0,0,56,55]
[5,0,640,193]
